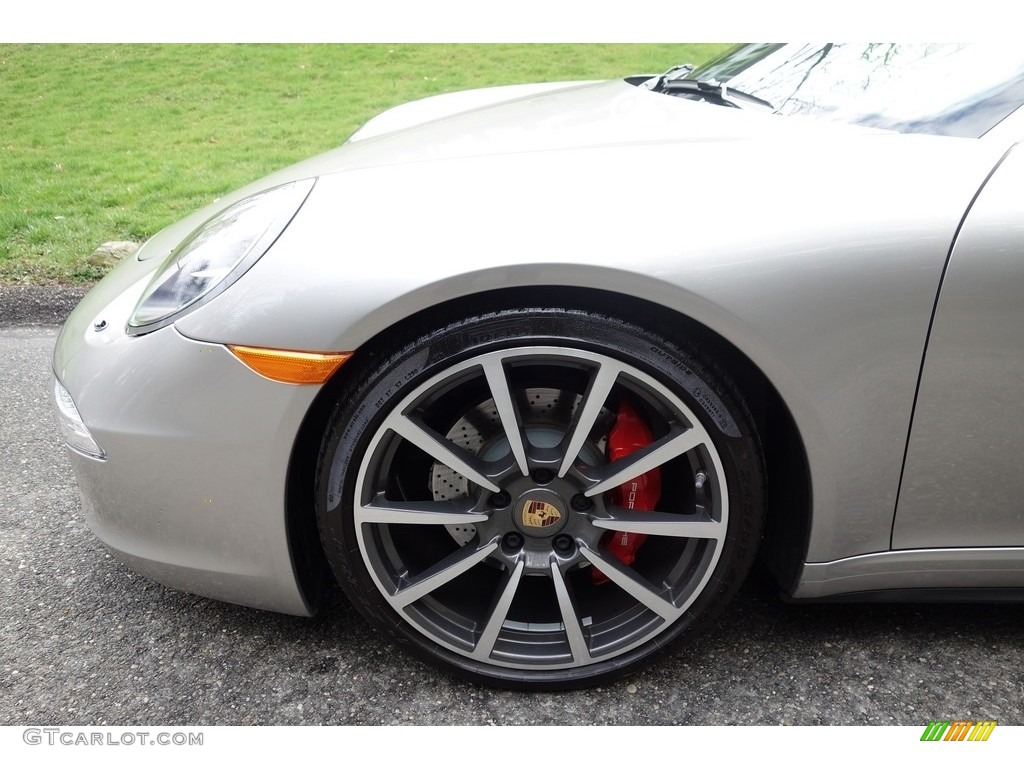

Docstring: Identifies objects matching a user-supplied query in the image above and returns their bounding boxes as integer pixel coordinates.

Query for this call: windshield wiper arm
[641,64,694,92]
[659,78,775,111]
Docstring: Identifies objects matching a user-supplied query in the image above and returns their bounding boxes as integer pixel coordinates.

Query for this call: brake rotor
[430,388,608,545]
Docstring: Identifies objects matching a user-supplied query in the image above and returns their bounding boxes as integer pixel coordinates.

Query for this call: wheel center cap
[514,490,567,537]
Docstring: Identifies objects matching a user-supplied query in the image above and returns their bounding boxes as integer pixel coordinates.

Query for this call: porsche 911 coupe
[53,44,1024,688]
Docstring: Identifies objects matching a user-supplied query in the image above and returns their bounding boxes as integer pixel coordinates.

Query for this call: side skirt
[791,547,1024,600]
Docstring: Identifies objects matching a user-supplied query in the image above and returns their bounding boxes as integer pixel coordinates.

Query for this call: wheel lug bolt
[490,492,511,508]
[571,494,592,511]
[503,532,524,552]
[532,469,554,484]
[553,534,575,554]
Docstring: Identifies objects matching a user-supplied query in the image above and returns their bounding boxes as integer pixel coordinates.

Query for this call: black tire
[315,308,763,689]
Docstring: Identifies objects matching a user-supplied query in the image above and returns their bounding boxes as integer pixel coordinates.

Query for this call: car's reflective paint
[173,126,1010,568]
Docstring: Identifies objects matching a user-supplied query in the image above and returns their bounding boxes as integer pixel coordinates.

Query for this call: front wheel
[316,308,763,689]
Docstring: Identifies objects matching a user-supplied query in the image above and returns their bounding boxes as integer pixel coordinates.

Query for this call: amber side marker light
[228,345,352,385]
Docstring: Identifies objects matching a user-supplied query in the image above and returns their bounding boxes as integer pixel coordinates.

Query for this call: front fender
[174,134,1004,565]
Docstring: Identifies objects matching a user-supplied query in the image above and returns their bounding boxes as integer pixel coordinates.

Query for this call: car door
[893,142,1024,548]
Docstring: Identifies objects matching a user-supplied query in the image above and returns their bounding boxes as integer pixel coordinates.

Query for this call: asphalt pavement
[1,312,1022,726]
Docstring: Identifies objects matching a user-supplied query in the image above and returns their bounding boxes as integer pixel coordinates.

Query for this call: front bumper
[53,252,320,616]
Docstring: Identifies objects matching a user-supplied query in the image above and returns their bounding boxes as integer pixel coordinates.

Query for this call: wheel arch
[284,285,812,612]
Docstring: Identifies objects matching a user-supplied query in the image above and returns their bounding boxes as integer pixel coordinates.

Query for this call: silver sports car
[53,44,1024,689]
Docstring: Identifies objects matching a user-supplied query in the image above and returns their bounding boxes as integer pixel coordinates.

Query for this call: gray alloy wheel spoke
[558,360,622,478]
[358,496,488,526]
[551,559,592,664]
[385,412,501,493]
[584,427,707,497]
[580,544,678,621]
[390,539,499,609]
[593,507,725,540]
[482,356,530,476]
[472,560,526,661]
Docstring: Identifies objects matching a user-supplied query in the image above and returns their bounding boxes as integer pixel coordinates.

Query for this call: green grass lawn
[0,43,730,284]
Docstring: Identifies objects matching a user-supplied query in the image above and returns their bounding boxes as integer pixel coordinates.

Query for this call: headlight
[127,178,316,333]
[53,377,105,459]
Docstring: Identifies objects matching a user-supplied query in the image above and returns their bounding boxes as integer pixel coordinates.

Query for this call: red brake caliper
[593,398,662,584]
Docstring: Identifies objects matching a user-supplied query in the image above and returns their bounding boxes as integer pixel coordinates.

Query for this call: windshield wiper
[657,77,775,111]
[641,64,694,92]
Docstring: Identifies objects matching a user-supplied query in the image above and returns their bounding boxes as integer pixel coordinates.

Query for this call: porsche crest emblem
[521,500,561,528]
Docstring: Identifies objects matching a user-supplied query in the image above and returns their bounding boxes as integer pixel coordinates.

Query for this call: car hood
[283,79,885,177]
[138,78,885,261]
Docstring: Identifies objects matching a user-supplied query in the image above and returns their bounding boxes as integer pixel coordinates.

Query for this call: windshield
[681,43,1024,138]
